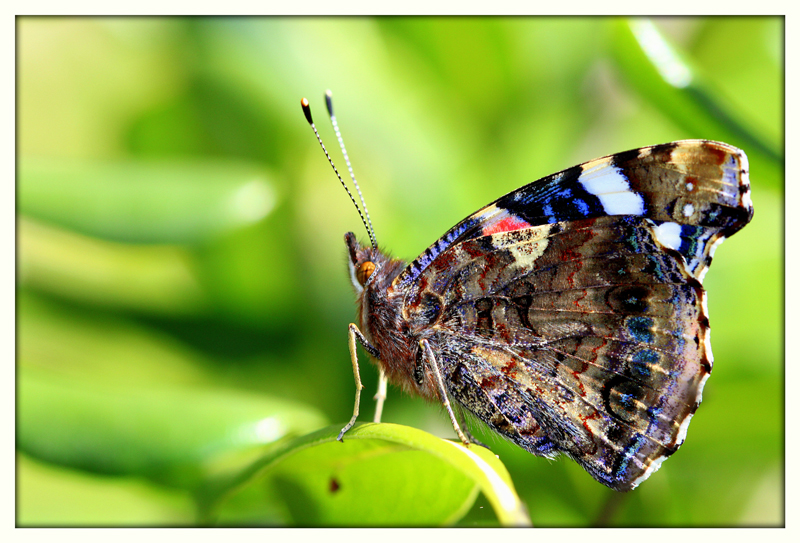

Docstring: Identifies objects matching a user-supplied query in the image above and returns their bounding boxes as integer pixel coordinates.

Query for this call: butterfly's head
[346,231,382,293]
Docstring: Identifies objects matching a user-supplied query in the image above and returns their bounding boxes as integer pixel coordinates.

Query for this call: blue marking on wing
[573,197,590,216]
[630,350,659,379]
[394,217,481,289]
[542,203,554,222]
[627,316,655,344]
[498,167,606,225]
[611,432,647,481]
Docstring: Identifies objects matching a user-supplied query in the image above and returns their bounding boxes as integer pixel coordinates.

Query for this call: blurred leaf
[688,18,782,148]
[738,466,783,526]
[208,423,530,527]
[18,158,277,245]
[19,218,206,315]
[192,210,299,324]
[18,290,212,386]
[17,369,328,491]
[610,18,782,183]
[17,18,183,159]
[128,74,285,167]
[17,453,194,527]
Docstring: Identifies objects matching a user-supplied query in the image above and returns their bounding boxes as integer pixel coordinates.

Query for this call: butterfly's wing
[396,141,752,491]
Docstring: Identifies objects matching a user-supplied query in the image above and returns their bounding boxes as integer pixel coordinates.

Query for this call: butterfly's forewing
[395,140,752,491]
[394,140,752,290]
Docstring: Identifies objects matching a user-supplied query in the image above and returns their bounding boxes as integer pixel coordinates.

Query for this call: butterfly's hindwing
[404,216,710,490]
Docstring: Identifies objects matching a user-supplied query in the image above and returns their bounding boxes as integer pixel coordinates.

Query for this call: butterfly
[302,93,753,491]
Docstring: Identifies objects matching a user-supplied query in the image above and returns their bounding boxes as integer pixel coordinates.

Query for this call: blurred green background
[17,17,782,527]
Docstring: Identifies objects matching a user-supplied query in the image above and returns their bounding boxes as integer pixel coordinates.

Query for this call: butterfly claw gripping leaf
[303,96,753,491]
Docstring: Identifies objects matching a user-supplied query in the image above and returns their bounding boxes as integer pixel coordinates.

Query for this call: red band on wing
[482,215,531,236]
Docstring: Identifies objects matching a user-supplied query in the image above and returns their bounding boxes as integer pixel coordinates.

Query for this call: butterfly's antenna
[324,90,377,249]
[301,97,377,249]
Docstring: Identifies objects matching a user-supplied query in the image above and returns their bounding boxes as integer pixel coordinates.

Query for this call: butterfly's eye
[356,261,376,285]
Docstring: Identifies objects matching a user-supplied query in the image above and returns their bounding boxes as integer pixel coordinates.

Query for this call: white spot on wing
[653,221,682,251]
[577,165,645,216]
[682,203,695,217]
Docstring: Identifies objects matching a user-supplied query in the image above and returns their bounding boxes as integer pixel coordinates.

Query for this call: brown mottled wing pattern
[397,141,752,491]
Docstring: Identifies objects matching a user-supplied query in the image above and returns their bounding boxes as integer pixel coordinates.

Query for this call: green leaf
[17,369,328,491]
[18,158,277,245]
[208,423,530,527]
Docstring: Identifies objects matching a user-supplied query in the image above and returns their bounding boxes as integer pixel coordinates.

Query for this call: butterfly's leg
[373,368,388,423]
[338,324,378,442]
[457,414,489,449]
[420,339,470,448]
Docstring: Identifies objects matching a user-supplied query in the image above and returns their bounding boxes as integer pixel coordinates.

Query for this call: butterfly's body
[346,240,423,398]
[341,140,752,491]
